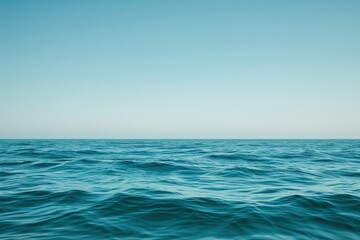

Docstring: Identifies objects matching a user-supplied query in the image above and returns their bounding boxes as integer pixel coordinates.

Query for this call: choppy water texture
[1,140,360,239]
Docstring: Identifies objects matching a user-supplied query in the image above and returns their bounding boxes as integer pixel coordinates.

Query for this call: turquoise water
[0,140,359,239]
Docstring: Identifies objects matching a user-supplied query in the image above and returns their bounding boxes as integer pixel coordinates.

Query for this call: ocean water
[0,140,359,240]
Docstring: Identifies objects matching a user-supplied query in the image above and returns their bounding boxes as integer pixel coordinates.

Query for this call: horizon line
[1,138,359,140]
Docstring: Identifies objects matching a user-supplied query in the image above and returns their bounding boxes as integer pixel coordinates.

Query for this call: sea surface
[0,140,359,239]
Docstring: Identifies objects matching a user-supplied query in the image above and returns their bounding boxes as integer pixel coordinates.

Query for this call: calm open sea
[0,140,359,239]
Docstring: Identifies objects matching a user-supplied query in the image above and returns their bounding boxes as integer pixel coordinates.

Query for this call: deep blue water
[0,140,359,239]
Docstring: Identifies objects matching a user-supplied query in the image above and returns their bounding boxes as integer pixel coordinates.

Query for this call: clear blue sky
[1,0,359,138]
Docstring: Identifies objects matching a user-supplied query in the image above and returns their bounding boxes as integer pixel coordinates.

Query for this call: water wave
[0,140,359,239]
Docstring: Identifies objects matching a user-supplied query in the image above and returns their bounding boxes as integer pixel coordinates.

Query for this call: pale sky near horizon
[1,0,359,139]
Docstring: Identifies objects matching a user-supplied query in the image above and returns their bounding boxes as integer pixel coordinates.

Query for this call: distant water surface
[0,140,359,239]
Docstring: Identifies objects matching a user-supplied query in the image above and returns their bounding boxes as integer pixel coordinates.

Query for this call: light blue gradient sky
[1,0,359,138]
